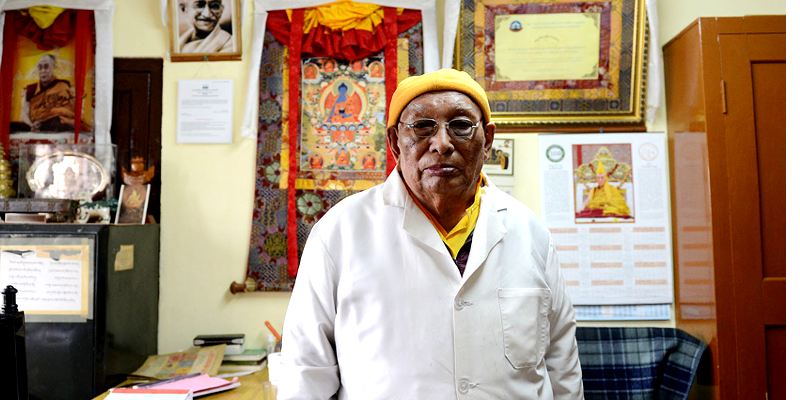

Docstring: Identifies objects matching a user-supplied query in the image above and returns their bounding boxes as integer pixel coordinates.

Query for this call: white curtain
[0,0,115,146]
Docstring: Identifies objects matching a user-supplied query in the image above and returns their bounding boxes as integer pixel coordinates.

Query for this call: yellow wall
[111,0,785,353]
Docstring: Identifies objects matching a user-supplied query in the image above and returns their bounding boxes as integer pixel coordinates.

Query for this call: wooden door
[719,26,785,400]
[111,58,163,222]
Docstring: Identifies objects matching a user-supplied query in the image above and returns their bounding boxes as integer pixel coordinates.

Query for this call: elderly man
[577,161,631,219]
[280,69,583,399]
[20,54,75,132]
[179,0,234,53]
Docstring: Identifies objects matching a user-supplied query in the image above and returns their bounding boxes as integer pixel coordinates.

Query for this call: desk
[92,369,271,400]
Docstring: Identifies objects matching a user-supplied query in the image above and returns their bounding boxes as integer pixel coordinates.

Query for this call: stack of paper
[106,389,192,399]
[146,374,240,398]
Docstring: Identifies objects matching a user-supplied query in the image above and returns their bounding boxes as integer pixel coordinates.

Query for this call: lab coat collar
[382,168,509,286]
[461,175,508,283]
[383,168,452,259]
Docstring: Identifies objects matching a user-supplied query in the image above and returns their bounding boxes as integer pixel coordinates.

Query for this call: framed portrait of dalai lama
[169,0,242,61]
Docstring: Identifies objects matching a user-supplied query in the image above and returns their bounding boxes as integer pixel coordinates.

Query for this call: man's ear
[482,122,496,155]
[387,126,401,168]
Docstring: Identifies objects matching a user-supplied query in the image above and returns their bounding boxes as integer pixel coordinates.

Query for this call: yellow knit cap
[387,69,491,127]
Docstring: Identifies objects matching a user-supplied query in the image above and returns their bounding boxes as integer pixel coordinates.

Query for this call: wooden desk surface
[93,369,271,399]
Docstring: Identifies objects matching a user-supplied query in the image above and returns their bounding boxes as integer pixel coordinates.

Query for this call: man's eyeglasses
[399,118,481,139]
[192,1,223,11]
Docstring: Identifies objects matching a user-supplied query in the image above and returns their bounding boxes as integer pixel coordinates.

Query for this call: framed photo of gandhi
[169,0,242,62]
[454,0,648,128]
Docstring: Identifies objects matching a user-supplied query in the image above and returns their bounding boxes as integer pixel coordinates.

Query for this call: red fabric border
[287,9,305,278]
[73,11,91,144]
[383,7,397,176]
[266,9,421,61]
[0,14,16,153]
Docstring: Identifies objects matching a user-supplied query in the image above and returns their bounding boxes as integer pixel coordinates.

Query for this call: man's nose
[428,123,454,154]
[199,4,213,16]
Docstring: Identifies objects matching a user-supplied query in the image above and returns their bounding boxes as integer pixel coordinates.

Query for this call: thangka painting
[573,143,634,223]
[245,5,424,291]
[2,10,96,151]
[0,9,99,189]
[298,57,388,186]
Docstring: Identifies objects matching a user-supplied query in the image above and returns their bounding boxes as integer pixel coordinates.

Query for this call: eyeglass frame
[398,118,483,140]
[191,0,223,11]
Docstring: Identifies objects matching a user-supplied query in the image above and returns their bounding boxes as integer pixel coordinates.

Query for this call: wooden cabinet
[663,16,785,400]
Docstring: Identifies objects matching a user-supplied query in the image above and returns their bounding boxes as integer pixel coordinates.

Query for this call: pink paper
[155,374,238,391]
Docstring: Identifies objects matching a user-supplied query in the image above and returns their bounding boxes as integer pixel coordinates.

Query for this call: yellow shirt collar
[405,174,486,258]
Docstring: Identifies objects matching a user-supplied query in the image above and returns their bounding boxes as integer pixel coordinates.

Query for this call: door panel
[111,59,163,222]
[751,62,786,280]
[719,32,785,400]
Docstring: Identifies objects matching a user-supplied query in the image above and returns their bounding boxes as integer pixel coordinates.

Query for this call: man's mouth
[424,165,459,176]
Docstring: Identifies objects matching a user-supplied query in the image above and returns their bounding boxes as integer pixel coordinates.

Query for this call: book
[193,334,245,346]
[131,345,226,380]
[217,359,267,373]
[222,349,267,362]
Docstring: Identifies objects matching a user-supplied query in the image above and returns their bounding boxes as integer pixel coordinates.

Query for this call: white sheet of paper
[0,247,89,315]
[538,133,673,305]
[177,79,234,144]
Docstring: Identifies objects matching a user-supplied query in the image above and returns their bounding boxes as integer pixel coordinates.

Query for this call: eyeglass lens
[410,119,477,138]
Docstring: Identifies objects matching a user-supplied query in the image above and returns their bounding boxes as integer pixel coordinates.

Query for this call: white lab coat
[280,169,584,400]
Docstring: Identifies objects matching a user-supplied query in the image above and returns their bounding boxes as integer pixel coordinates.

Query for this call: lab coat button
[457,379,471,393]
[454,297,465,310]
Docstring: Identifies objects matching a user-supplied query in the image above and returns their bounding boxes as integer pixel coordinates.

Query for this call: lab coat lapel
[461,185,508,284]
[382,169,452,260]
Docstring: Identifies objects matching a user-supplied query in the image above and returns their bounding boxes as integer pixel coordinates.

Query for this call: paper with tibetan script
[538,133,673,305]
[0,245,91,317]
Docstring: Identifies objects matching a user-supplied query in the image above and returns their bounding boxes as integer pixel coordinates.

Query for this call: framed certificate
[455,0,648,128]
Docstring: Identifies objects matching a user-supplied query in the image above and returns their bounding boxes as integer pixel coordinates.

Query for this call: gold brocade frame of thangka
[454,0,648,128]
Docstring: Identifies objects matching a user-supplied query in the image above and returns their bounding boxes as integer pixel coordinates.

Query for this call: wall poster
[0,237,93,322]
[538,132,673,306]
[0,3,115,195]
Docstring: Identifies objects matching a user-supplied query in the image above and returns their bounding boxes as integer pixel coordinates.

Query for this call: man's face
[191,0,223,33]
[388,91,495,200]
[595,173,607,186]
[37,56,55,87]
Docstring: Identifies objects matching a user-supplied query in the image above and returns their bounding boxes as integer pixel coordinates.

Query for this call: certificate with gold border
[455,0,648,127]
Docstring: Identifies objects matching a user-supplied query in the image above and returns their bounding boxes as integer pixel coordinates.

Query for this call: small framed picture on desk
[115,185,150,224]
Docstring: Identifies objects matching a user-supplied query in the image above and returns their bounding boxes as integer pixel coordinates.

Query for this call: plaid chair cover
[575,327,706,400]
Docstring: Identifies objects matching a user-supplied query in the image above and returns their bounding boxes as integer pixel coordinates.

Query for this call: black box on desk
[0,224,159,400]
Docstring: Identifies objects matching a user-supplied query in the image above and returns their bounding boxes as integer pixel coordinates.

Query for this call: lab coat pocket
[497,288,551,369]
